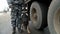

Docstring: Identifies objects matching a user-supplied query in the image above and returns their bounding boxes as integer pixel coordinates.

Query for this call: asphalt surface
[0,12,50,34]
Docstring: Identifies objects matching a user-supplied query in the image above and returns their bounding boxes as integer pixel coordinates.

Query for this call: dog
[21,13,31,34]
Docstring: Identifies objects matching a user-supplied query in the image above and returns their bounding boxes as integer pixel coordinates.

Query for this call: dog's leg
[27,26,31,34]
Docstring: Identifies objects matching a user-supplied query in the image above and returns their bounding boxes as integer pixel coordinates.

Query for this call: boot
[12,27,16,34]
[17,24,22,33]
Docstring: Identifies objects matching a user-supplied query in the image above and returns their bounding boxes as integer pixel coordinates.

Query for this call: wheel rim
[31,8,37,24]
[54,8,60,34]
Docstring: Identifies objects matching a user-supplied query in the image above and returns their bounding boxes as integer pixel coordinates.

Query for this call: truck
[7,0,60,34]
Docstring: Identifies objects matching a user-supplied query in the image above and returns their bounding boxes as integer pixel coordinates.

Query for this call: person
[8,0,23,34]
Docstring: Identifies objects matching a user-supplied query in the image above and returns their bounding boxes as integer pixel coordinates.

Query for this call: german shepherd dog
[22,13,30,34]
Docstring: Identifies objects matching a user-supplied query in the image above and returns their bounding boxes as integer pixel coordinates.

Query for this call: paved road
[0,12,50,34]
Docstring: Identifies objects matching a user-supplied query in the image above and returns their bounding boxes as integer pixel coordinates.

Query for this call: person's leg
[11,10,17,34]
[12,22,16,34]
[16,6,22,33]
[16,17,22,33]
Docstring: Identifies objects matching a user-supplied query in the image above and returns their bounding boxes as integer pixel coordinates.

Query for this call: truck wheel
[30,2,47,29]
[48,0,60,34]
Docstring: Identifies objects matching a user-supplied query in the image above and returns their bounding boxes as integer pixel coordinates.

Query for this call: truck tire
[30,2,48,29]
[48,0,60,34]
